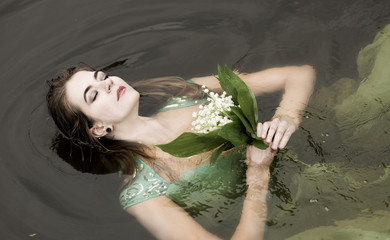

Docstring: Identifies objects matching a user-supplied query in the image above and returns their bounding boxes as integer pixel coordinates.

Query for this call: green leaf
[210,142,234,165]
[217,65,239,105]
[218,119,250,146]
[250,137,269,149]
[217,65,258,130]
[237,91,257,131]
[156,130,227,157]
[230,106,253,135]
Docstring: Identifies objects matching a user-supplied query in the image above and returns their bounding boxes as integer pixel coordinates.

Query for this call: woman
[47,64,315,239]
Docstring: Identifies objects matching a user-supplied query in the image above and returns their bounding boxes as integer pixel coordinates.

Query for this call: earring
[106,128,112,133]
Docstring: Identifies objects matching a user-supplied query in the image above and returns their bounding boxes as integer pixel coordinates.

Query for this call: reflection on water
[1,0,390,239]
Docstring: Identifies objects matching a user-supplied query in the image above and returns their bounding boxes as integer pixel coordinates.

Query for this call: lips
[117,86,126,101]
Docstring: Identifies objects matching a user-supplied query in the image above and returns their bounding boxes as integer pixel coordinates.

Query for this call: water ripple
[97,22,185,46]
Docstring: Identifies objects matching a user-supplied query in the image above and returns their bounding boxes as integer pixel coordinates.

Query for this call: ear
[90,123,107,138]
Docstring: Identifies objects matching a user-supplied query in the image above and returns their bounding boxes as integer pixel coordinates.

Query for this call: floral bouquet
[157,65,268,164]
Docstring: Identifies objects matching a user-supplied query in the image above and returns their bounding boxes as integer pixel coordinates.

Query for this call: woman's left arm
[192,65,316,150]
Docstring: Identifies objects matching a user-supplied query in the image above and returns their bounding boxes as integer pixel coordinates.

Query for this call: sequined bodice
[119,157,169,208]
[159,96,208,112]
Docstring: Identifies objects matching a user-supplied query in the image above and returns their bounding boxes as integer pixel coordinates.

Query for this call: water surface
[1,0,390,239]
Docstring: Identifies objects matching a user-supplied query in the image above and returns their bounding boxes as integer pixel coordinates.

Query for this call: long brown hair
[47,65,206,175]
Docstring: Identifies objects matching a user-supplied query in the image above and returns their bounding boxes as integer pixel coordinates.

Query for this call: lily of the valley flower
[191,86,235,133]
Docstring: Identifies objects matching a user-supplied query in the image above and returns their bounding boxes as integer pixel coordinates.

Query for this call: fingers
[260,118,296,150]
[260,121,268,139]
[278,130,293,149]
[261,118,279,144]
[266,122,277,144]
[256,122,263,137]
[272,125,286,149]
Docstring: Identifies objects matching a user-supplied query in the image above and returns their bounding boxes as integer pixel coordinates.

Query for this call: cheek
[86,103,113,121]
[121,88,139,105]
[102,102,130,121]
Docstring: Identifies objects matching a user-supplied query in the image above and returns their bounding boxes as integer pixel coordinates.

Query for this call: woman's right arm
[127,195,222,240]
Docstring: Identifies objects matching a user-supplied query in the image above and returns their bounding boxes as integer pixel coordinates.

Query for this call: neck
[112,115,175,145]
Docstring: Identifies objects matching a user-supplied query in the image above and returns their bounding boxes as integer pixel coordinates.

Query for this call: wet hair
[47,64,206,175]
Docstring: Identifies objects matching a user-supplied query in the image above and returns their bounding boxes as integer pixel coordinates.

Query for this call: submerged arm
[231,164,271,240]
[232,123,276,240]
[127,181,271,240]
[127,196,222,240]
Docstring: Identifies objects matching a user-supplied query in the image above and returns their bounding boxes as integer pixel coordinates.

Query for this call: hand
[246,123,277,168]
[260,116,298,150]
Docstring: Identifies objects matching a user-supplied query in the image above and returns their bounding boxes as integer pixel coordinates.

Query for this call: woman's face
[65,70,140,126]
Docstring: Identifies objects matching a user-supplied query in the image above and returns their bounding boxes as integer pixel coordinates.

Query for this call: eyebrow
[83,71,99,103]
[93,70,99,79]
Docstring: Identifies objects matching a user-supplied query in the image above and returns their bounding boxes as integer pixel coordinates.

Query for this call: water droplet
[324,207,329,212]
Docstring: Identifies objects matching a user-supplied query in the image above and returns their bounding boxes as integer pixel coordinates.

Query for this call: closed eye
[90,72,109,102]
[92,91,98,102]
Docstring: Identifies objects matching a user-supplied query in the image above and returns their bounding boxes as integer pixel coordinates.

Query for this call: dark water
[1,0,390,239]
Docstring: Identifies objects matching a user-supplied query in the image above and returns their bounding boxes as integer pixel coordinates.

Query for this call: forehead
[65,70,94,105]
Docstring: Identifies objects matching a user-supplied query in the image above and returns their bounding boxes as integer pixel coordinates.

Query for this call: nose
[99,78,113,93]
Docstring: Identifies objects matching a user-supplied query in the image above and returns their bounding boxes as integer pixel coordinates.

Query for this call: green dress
[119,93,248,239]
[264,25,390,240]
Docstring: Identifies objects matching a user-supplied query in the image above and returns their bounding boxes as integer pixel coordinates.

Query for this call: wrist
[246,151,276,172]
[272,107,302,126]
[247,161,271,171]
[246,166,270,186]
